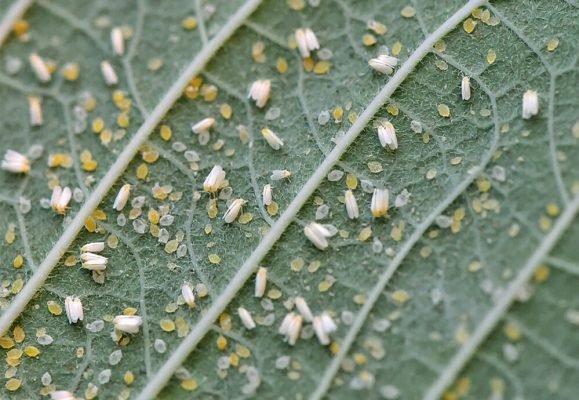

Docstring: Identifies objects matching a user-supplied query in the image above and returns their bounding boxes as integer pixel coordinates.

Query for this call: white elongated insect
[113,183,131,211]
[312,312,337,345]
[461,76,471,101]
[191,117,215,134]
[319,312,337,333]
[2,150,30,174]
[312,317,329,345]
[113,315,143,333]
[111,27,124,56]
[261,128,284,150]
[377,121,398,150]
[51,186,72,214]
[29,53,51,82]
[368,54,398,75]
[262,184,273,206]
[271,169,291,181]
[304,222,332,250]
[279,312,295,335]
[203,165,226,193]
[64,296,83,324]
[80,252,108,271]
[295,296,313,322]
[295,28,320,58]
[248,79,271,108]
[28,96,43,126]
[81,242,105,252]
[371,188,389,218]
[100,61,118,86]
[522,90,539,119]
[344,190,359,219]
[286,314,302,345]
[255,267,267,298]
[181,282,195,307]
[238,307,256,330]
[50,391,76,400]
[223,198,247,223]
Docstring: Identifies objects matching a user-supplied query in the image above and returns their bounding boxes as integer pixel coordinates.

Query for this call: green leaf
[0,0,578,399]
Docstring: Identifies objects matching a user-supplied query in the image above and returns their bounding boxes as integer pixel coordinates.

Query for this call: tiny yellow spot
[267,288,282,299]
[386,103,399,116]
[5,378,21,392]
[12,278,24,294]
[220,313,232,330]
[546,38,559,52]
[437,103,451,118]
[276,57,288,74]
[117,113,130,129]
[219,103,232,120]
[0,336,15,349]
[24,345,40,357]
[181,16,198,30]
[13,326,25,343]
[180,379,198,391]
[160,125,172,141]
[546,203,559,217]
[353,353,367,365]
[346,174,358,190]
[287,0,305,10]
[92,118,105,134]
[124,371,134,385]
[13,255,23,269]
[164,240,178,254]
[330,341,340,354]
[533,264,550,283]
[208,254,221,264]
[313,61,332,75]
[358,226,372,241]
[362,34,376,46]
[61,62,80,81]
[216,335,228,350]
[92,209,107,220]
[400,6,416,18]
[47,301,63,316]
[84,216,97,232]
[266,201,279,216]
[391,289,411,304]
[290,257,305,272]
[303,57,314,72]
[486,49,497,65]
[392,41,402,56]
[160,319,176,332]
[463,18,477,33]
[434,40,446,52]
[503,322,522,341]
[235,344,251,358]
[333,106,343,123]
[238,213,253,224]
[201,84,218,102]
[136,163,148,180]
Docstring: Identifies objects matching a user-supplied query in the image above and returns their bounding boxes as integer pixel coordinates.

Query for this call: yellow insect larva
[223,198,247,223]
[2,150,30,174]
[100,61,118,86]
[371,188,389,218]
[80,252,108,271]
[344,190,359,219]
[261,128,284,150]
[181,282,195,307]
[81,242,105,253]
[113,183,131,211]
[270,169,291,181]
[522,90,539,119]
[255,267,267,298]
[191,117,215,134]
[237,307,256,330]
[294,28,320,58]
[304,222,332,250]
[203,165,226,193]
[377,121,398,150]
[50,186,72,215]
[28,96,43,126]
[295,296,313,322]
[64,296,83,324]
[29,53,51,82]
[248,79,271,108]
[368,54,398,75]
[461,76,471,101]
[113,315,143,334]
[111,27,124,56]
[262,184,273,206]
